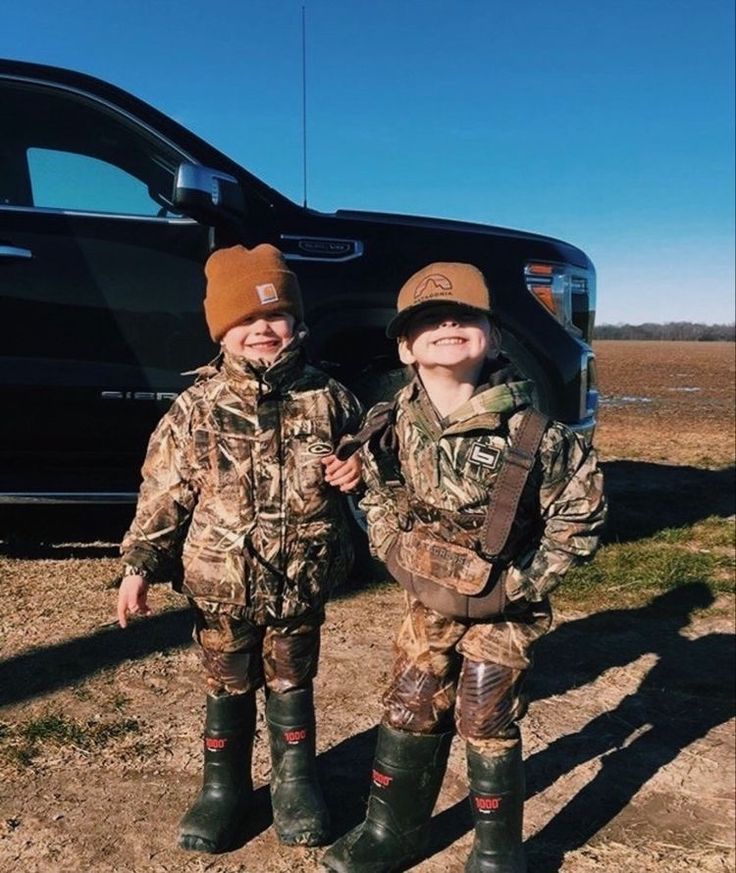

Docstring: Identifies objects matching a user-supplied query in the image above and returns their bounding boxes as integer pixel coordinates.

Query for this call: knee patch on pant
[382,658,455,733]
[263,624,321,693]
[194,612,264,695]
[200,648,264,695]
[456,660,526,742]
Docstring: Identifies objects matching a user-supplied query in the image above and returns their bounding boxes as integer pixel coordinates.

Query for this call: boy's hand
[117,574,151,628]
[322,453,362,493]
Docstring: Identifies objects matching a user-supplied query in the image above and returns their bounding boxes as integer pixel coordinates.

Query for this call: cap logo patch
[414,273,453,302]
[256,282,279,304]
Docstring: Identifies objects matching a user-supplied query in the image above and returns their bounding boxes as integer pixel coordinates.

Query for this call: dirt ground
[1,340,734,873]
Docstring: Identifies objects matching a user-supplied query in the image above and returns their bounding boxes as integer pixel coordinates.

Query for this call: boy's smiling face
[221,312,296,362]
[398,304,493,372]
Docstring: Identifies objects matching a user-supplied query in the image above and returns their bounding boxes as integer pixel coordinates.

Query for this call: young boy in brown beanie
[117,243,362,853]
[323,262,606,873]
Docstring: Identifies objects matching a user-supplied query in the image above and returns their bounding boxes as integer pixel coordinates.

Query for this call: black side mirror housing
[172,163,247,229]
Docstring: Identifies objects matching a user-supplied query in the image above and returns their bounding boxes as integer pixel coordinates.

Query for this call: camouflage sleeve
[120,393,199,583]
[358,436,402,562]
[506,423,607,602]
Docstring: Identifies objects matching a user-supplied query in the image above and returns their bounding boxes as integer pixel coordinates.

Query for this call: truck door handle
[0,245,33,260]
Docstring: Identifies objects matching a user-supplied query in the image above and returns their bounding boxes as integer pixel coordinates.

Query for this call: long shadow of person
[522,583,735,872]
[527,581,718,705]
[317,725,380,836]
[601,461,735,544]
[0,608,193,708]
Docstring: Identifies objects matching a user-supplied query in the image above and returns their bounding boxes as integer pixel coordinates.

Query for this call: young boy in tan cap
[323,262,606,873]
[117,244,362,853]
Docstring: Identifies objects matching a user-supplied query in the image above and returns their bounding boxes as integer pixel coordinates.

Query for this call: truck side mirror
[172,163,247,228]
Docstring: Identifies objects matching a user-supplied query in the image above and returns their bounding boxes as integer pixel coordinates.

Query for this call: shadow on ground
[522,581,735,871]
[1,573,732,870]
[324,583,735,871]
[2,464,734,870]
[0,608,192,708]
[602,460,735,543]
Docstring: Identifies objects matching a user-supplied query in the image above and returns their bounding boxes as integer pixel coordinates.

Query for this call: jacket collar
[406,356,535,433]
[191,327,309,395]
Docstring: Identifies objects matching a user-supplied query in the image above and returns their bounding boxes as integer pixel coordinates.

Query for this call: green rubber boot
[266,686,330,846]
[465,736,526,872]
[321,724,453,873]
[178,692,256,853]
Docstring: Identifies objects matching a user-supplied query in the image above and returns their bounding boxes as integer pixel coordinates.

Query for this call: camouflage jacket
[360,364,606,604]
[121,338,362,623]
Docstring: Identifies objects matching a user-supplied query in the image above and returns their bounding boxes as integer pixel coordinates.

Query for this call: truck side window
[0,79,186,218]
[27,148,164,216]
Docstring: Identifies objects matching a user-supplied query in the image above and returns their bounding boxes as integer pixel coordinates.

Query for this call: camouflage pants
[192,602,323,696]
[383,594,552,747]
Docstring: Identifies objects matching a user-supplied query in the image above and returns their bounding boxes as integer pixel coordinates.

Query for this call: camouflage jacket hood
[360,358,606,603]
[121,338,363,623]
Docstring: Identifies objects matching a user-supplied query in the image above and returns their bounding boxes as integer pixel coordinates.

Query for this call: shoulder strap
[482,406,549,557]
[335,401,393,460]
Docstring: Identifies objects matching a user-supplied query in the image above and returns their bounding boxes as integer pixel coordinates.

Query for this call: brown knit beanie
[204,244,304,341]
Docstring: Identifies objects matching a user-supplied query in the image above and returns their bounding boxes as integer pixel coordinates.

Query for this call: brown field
[593,340,735,466]
[0,341,734,873]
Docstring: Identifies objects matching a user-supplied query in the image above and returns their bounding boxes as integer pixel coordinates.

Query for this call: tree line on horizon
[594,322,735,341]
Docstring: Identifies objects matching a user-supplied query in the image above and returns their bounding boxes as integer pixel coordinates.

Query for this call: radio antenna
[301,5,308,208]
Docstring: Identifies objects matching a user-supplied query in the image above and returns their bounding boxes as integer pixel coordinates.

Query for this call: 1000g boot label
[473,793,504,813]
[371,769,394,789]
[283,727,308,745]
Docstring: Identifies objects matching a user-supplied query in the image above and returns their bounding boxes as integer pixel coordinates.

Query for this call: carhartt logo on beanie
[204,244,304,342]
[386,262,492,338]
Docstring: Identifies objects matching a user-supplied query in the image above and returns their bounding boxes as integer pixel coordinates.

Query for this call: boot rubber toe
[177,788,249,853]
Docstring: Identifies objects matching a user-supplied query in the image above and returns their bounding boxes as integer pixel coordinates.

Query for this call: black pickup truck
[0,58,598,505]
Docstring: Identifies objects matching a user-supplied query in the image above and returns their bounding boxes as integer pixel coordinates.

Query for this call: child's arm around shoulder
[322,379,365,493]
[506,420,607,603]
[354,399,406,562]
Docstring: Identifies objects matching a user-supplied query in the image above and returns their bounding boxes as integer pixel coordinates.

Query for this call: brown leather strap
[335,401,403,488]
[335,401,394,459]
[482,407,548,556]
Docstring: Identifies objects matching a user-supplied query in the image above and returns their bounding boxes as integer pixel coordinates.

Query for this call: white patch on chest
[306,442,333,456]
[468,441,502,470]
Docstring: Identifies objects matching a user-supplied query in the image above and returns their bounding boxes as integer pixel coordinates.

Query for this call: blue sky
[3,0,734,323]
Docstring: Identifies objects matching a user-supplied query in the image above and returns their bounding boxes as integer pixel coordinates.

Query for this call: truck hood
[334,207,577,248]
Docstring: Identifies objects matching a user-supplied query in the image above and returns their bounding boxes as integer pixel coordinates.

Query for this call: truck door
[0,75,215,497]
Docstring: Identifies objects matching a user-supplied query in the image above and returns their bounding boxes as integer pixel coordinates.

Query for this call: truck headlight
[525,262,593,336]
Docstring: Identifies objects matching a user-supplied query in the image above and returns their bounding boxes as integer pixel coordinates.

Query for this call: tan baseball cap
[386,262,492,338]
